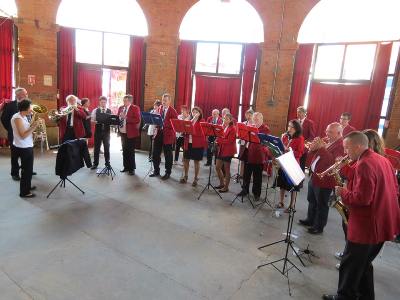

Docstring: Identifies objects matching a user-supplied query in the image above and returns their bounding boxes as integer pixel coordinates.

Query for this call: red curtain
[58,27,75,108]
[365,43,392,129]
[77,65,102,147]
[241,43,258,121]
[195,75,241,118]
[176,40,195,110]
[129,36,145,107]
[308,82,371,137]
[0,17,13,101]
[287,44,314,121]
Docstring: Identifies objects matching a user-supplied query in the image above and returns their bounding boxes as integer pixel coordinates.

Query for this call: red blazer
[206,116,223,125]
[118,105,141,139]
[247,124,270,164]
[59,107,86,141]
[156,105,178,145]
[301,118,316,142]
[309,138,344,189]
[282,134,305,163]
[217,124,237,158]
[343,124,356,137]
[340,149,400,244]
[184,119,207,149]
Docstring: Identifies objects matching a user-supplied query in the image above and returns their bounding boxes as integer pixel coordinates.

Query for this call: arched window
[0,0,17,18]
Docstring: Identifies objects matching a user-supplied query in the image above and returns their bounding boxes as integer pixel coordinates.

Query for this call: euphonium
[48,105,76,122]
[316,155,352,224]
[31,103,48,132]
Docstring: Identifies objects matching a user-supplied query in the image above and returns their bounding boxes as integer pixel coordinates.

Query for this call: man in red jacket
[322,131,400,300]
[205,109,223,166]
[299,122,344,234]
[150,93,178,180]
[59,95,86,143]
[118,94,141,175]
[339,112,356,137]
[297,106,316,171]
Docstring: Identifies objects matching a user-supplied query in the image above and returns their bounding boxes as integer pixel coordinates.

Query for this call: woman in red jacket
[276,119,305,212]
[180,106,206,186]
[215,113,237,193]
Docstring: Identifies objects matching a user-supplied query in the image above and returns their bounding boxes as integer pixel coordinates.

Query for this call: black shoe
[253,196,261,203]
[161,173,170,180]
[308,228,323,235]
[237,190,248,197]
[32,171,37,175]
[298,219,313,227]
[204,163,211,166]
[90,165,98,170]
[20,193,36,198]
[322,294,337,300]
[12,175,20,181]
[120,169,128,173]
[149,172,160,177]
[30,186,37,191]
[128,170,135,175]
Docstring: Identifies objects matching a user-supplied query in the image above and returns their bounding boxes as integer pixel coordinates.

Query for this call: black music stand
[197,122,224,201]
[257,151,306,296]
[231,123,259,207]
[141,112,163,180]
[47,177,85,198]
[97,163,116,180]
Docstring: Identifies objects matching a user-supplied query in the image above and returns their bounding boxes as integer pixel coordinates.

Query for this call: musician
[297,106,316,172]
[59,95,86,143]
[215,113,237,193]
[80,98,92,138]
[150,93,178,180]
[322,131,400,300]
[174,105,190,163]
[91,96,111,169]
[276,119,305,211]
[299,122,344,234]
[238,109,254,177]
[118,94,141,175]
[205,109,223,166]
[10,99,39,198]
[147,100,161,161]
[180,106,206,186]
[340,112,356,137]
[1,87,29,180]
[237,112,270,201]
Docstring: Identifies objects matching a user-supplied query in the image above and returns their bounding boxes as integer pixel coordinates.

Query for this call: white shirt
[119,105,130,133]
[147,108,158,136]
[11,113,33,148]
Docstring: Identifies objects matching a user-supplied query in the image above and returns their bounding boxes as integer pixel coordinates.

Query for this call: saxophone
[316,155,352,224]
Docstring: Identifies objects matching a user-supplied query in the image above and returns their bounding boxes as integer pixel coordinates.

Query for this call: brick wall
[12,0,400,147]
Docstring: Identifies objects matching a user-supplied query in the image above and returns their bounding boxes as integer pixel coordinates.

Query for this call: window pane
[381,76,393,116]
[218,44,242,74]
[389,41,400,74]
[377,118,385,136]
[343,44,376,80]
[104,33,130,67]
[314,45,345,80]
[76,29,102,65]
[195,42,219,73]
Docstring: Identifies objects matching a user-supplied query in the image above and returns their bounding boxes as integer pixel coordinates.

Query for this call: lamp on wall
[267,0,286,107]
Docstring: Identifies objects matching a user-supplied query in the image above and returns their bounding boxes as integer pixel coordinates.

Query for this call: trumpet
[48,105,76,122]
[317,155,352,224]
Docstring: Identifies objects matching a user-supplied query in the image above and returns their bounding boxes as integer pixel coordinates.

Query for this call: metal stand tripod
[257,190,305,296]
[254,161,278,215]
[197,142,222,200]
[97,163,116,180]
[143,136,155,180]
[47,177,85,198]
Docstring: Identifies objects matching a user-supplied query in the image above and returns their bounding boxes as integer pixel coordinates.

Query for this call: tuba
[31,103,49,150]
[316,155,352,224]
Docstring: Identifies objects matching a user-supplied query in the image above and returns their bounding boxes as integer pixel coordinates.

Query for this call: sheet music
[276,150,305,186]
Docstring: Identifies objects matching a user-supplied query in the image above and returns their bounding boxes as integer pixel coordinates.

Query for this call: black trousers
[242,163,263,197]
[120,133,136,171]
[152,131,173,175]
[148,135,153,159]
[8,132,20,176]
[62,127,76,143]
[14,146,33,196]
[306,180,333,231]
[206,136,216,164]
[93,130,110,166]
[337,241,384,300]
[174,136,184,161]
[300,152,307,172]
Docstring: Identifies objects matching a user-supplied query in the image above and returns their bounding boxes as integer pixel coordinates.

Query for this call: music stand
[141,112,163,179]
[231,123,260,207]
[197,122,224,201]
[257,150,306,296]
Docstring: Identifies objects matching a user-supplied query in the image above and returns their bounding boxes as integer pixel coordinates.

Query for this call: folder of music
[141,112,163,126]
[236,123,259,143]
[200,122,224,137]
[171,119,194,134]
